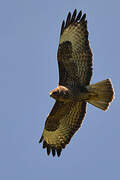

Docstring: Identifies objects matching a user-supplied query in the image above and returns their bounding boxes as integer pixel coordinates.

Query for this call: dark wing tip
[60,9,87,36]
[65,12,71,27]
[71,9,77,23]
[43,140,47,148]
[57,148,62,157]
[80,13,86,22]
[76,10,82,21]
[47,145,51,155]
[40,139,63,157]
[52,148,56,157]
[71,9,77,21]
[60,20,65,36]
[39,135,43,143]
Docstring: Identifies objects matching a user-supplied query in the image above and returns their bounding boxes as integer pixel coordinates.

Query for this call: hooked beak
[49,91,52,97]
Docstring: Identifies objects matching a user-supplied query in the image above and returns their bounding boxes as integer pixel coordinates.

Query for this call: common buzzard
[39,9,114,157]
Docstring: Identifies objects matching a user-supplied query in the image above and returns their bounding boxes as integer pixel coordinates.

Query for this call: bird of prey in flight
[39,9,114,157]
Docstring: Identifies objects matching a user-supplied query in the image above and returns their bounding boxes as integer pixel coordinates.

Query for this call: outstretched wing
[39,101,87,157]
[57,9,92,87]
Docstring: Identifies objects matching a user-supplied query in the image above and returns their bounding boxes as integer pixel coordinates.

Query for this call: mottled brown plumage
[39,9,114,157]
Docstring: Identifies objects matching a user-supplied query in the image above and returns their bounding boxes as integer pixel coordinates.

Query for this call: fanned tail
[86,79,114,111]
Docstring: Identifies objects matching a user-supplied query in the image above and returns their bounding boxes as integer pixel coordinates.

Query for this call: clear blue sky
[0,0,119,179]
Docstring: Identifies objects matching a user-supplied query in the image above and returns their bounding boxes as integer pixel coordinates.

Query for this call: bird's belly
[56,95,73,103]
[74,91,97,101]
[53,92,91,102]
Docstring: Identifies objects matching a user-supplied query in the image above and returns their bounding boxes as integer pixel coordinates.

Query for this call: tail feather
[86,79,114,111]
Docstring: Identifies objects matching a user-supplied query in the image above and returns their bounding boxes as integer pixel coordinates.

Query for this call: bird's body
[39,9,114,157]
[50,85,94,102]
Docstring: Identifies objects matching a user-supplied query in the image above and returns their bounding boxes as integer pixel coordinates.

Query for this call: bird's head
[49,88,59,99]
[49,86,69,101]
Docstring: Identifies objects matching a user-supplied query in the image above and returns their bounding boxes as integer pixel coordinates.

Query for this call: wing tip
[60,20,65,36]
[39,137,63,157]
[39,135,43,143]
[60,9,87,36]
[57,148,62,157]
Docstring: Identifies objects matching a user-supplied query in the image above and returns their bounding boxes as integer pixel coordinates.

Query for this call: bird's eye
[53,91,57,95]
